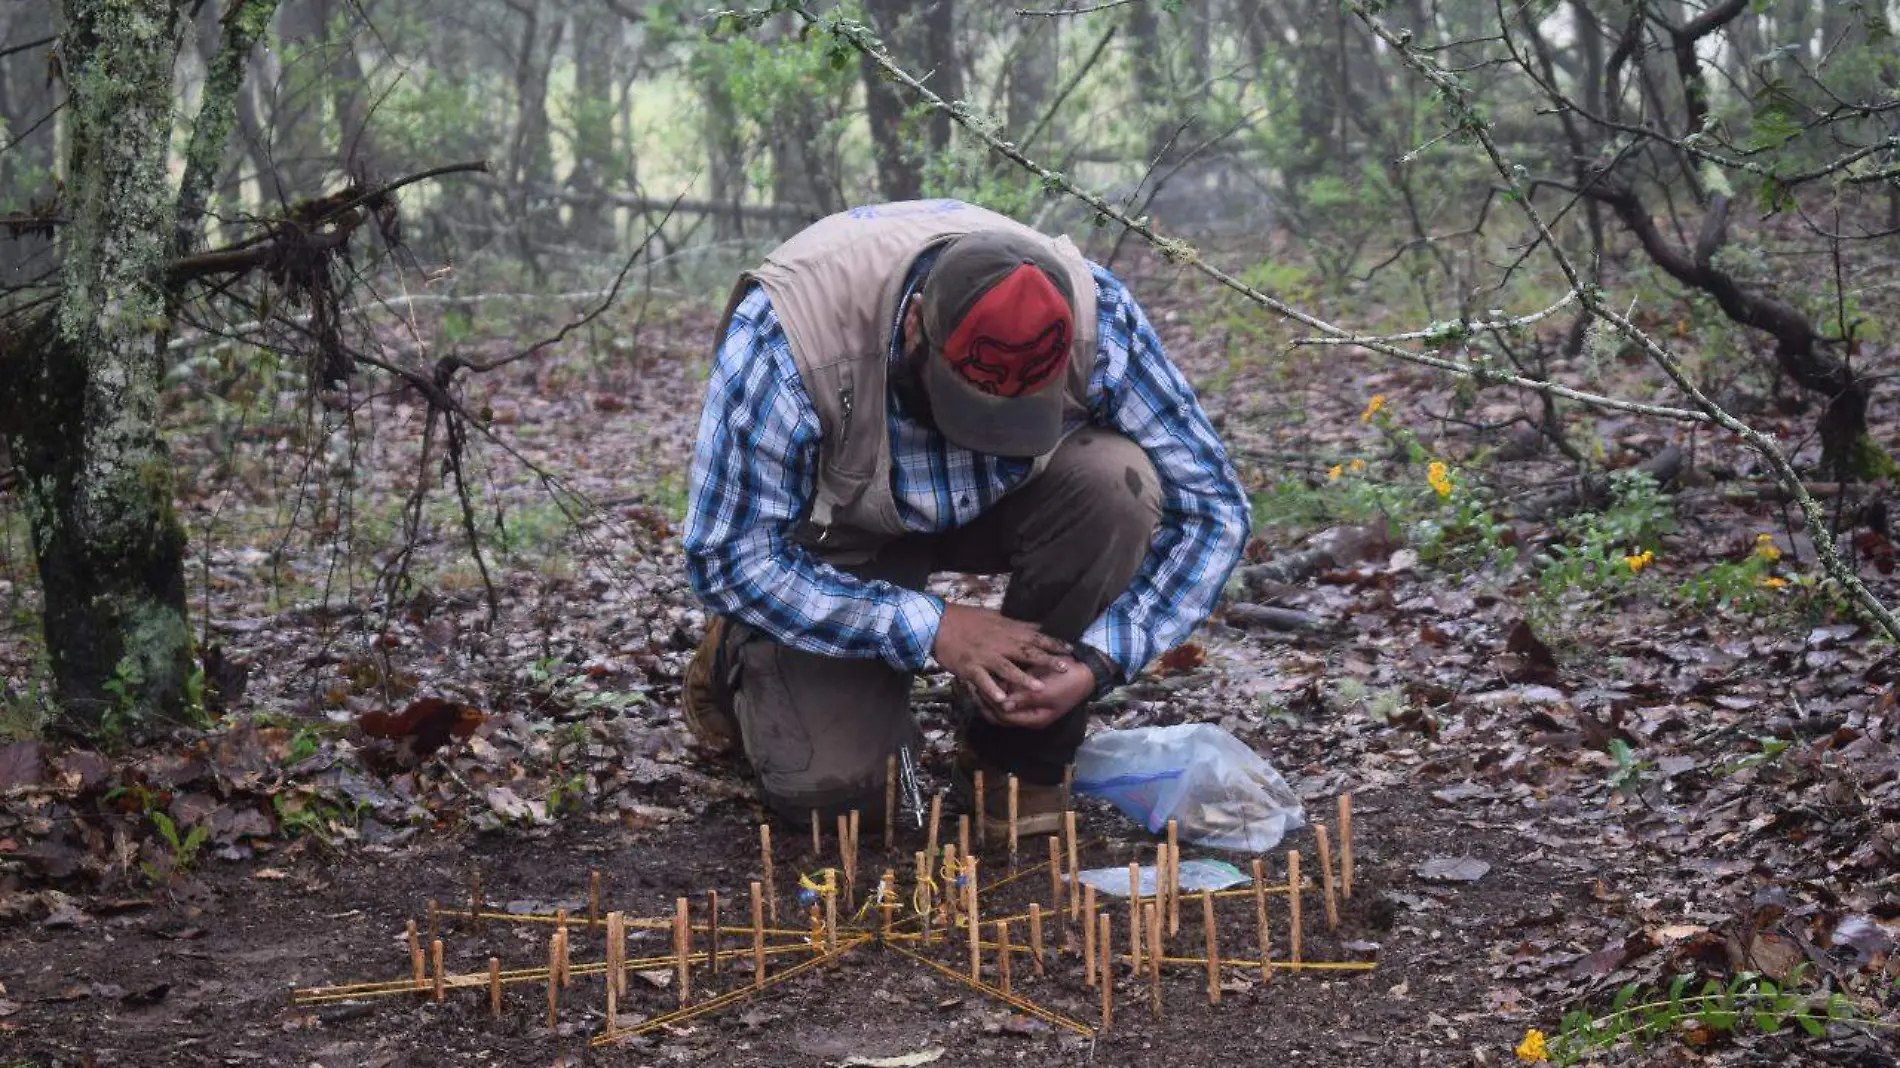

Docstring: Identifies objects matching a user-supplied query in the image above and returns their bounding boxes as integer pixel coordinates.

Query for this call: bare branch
[1016,0,1142,16]
[1347,1,1900,646]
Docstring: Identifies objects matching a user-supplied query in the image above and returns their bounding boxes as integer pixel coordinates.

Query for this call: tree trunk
[5,0,193,737]
[859,0,929,201]
[698,51,749,240]
[1,6,59,294]
[507,5,564,265]
[568,5,620,246]
[269,0,333,200]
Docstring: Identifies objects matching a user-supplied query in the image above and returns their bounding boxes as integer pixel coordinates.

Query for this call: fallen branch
[1511,445,1685,521]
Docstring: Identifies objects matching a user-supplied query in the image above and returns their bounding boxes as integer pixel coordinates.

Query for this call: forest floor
[2,237,1898,1067]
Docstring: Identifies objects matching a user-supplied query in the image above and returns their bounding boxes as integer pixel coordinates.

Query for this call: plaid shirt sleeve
[1076,265,1251,681]
[683,284,945,671]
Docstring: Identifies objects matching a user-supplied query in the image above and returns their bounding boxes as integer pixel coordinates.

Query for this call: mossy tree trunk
[4,0,191,736]
[4,0,276,738]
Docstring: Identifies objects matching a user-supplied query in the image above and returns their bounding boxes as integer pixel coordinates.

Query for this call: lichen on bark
[13,0,195,736]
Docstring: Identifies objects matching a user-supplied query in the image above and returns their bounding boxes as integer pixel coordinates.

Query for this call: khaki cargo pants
[718,430,1161,819]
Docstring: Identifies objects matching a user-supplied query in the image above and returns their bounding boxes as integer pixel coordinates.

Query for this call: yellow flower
[1515,1028,1549,1063]
[1759,576,1788,589]
[1349,458,1366,473]
[1624,549,1655,574]
[1427,461,1452,498]
[1754,533,1782,562]
[1328,464,1344,481]
[1360,394,1387,424]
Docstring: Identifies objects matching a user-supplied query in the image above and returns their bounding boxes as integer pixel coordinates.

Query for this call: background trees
[1,0,1896,738]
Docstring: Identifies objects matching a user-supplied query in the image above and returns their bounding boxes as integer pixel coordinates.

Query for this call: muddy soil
[1,783,1571,1068]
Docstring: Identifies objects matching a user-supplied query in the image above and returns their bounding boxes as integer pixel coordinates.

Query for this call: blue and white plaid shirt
[684,257,1249,681]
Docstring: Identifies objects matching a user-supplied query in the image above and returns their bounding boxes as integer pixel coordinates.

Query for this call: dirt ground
[3,781,1573,1068]
[4,250,1899,1067]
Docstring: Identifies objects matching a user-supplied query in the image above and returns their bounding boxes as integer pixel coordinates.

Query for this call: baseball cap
[917,231,1076,457]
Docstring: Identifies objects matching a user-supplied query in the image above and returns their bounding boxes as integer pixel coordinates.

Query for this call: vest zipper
[816,386,855,546]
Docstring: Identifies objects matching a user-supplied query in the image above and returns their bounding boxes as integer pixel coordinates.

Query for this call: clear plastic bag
[1072,723,1304,852]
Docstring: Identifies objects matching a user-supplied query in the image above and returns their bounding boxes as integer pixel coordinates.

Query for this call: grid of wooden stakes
[287,779,1371,1046]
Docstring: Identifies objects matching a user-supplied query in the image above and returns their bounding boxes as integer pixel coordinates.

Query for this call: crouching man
[681,199,1248,835]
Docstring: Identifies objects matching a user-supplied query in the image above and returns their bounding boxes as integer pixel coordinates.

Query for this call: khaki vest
[719,200,1099,559]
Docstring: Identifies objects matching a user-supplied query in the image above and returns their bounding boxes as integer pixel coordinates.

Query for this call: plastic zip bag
[1072,723,1304,852]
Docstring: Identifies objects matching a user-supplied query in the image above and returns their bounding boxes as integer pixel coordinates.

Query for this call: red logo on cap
[942,264,1073,398]
[953,321,1070,397]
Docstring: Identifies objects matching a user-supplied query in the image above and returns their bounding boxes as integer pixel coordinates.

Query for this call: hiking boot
[681,617,741,756]
[951,742,1067,839]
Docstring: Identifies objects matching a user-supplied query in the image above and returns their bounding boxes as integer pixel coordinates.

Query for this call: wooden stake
[1287,850,1303,965]
[1144,901,1162,1017]
[837,812,851,895]
[546,934,559,1028]
[1154,844,1171,959]
[489,956,502,1018]
[1166,819,1181,936]
[974,770,987,847]
[915,850,933,945]
[1082,883,1098,988]
[604,934,617,1028]
[958,813,971,862]
[879,869,896,935]
[608,910,626,998]
[1098,913,1113,1033]
[761,823,778,924]
[406,920,424,988]
[1127,862,1142,977]
[1047,835,1063,911]
[965,855,981,981]
[1061,763,1075,808]
[885,753,898,850]
[941,844,959,926]
[587,870,602,932]
[926,792,943,871]
[431,939,445,1002]
[1338,792,1355,900]
[997,920,1012,993]
[1064,809,1080,916]
[426,898,439,938]
[470,869,484,933]
[554,909,570,987]
[707,889,721,976]
[1202,890,1220,1005]
[823,872,838,954]
[1251,858,1272,982]
[750,880,766,987]
[1007,775,1019,860]
[1028,902,1045,976]
[674,897,691,1006]
[811,808,822,855]
[1315,823,1340,930]
[848,808,862,904]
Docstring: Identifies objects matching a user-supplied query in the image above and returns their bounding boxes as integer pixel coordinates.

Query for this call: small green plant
[1527,470,1676,609]
[1542,969,1895,1065]
[1675,533,1788,615]
[142,811,210,884]
[1604,738,1650,799]
[1720,735,1792,776]
[545,770,590,816]
[526,656,648,715]
[286,726,323,765]
[0,673,53,741]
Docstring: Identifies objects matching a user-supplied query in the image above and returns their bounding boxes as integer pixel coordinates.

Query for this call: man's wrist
[1070,643,1118,701]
